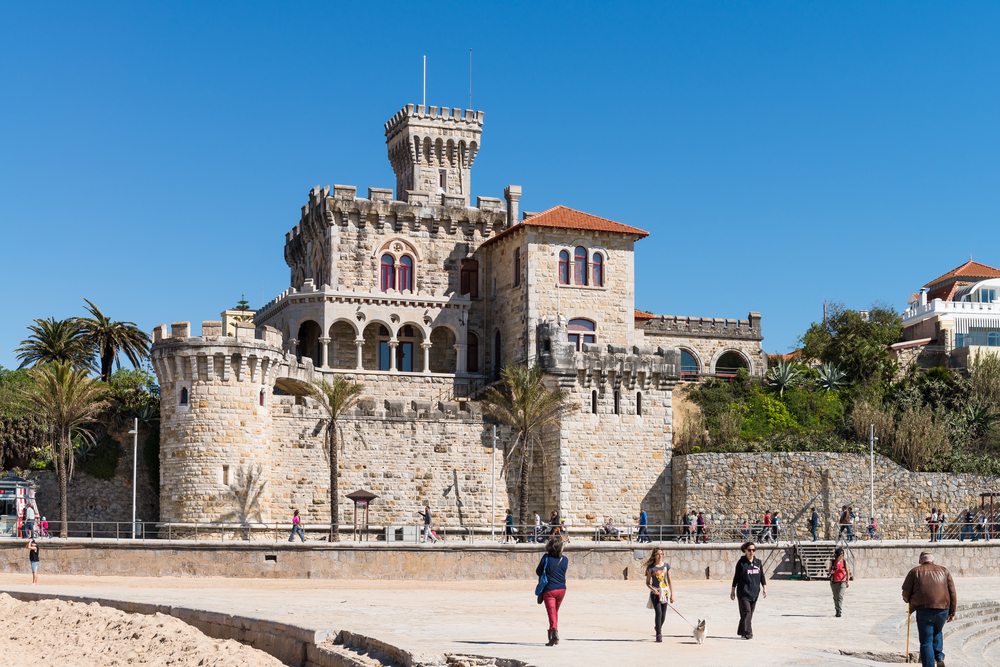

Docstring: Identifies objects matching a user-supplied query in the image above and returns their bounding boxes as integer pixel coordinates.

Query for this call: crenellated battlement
[383,104,484,140]
[536,316,681,390]
[642,311,763,341]
[149,320,285,388]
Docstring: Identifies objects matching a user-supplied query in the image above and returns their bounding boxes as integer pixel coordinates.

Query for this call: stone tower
[149,320,284,525]
[384,104,484,205]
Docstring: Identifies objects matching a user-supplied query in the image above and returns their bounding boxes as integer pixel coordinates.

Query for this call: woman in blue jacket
[536,537,568,646]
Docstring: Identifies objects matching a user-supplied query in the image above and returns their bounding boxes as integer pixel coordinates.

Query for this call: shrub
[893,405,950,472]
[674,408,707,455]
[77,435,121,480]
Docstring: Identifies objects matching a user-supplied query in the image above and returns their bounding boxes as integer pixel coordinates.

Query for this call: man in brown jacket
[902,552,956,667]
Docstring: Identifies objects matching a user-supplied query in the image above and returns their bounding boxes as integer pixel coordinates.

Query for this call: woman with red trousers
[536,537,568,646]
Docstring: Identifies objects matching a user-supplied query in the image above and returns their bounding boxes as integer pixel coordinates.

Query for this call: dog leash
[667,602,698,629]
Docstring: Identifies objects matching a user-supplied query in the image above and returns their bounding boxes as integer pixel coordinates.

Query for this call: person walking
[504,509,516,543]
[637,506,650,543]
[828,547,850,617]
[846,507,856,542]
[26,537,39,585]
[695,512,706,543]
[938,511,948,541]
[961,509,975,542]
[533,511,542,543]
[644,547,674,643]
[536,537,568,646]
[772,511,781,541]
[23,505,35,539]
[40,517,48,538]
[902,552,956,667]
[927,509,939,543]
[421,506,437,543]
[288,509,305,542]
[741,518,750,541]
[979,512,989,541]
[809,507,819,542]
[731,541,766,639]
[761,511,773,544]
[549,510,561,537]
[838,506,849,540]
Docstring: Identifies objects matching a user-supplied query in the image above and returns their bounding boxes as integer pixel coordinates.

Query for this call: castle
[149,104,766,530]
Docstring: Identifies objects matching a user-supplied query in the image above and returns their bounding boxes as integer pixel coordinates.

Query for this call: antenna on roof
[469,48,472,109]
[423,55,426,107]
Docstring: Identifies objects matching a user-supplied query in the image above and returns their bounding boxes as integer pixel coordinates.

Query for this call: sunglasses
[746,548,756,552]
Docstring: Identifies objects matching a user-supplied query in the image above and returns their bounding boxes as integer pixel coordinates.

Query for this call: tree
[228,295,254,336]
[0,366,46,471]
[799,302,903,385]
[480,364,575,536]
[14,317,94,371]
[21,362,109,537]
[307,375,367,542]
[78,299,151,383]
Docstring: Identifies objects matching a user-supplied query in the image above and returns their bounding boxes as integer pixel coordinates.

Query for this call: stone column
[421,342,432,374]
[454,343,467,375]
[317,337,330,369]
[388,341,398,373]
[354,338,365,370]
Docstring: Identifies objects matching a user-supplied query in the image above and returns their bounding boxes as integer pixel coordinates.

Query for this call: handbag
[535,555,549,603]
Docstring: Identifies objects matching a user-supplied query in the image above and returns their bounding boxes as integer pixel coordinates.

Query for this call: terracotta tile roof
[924,261,1000,288]
[634,310,656,321]
[480,205,649,247]
[927,281,972,302]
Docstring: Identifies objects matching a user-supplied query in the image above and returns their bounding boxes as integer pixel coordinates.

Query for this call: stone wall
[673,452,999,537]
[20,428,158,525]
[640,314,766,376]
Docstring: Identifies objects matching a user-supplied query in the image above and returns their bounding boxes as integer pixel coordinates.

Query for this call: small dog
[693,619,706,644]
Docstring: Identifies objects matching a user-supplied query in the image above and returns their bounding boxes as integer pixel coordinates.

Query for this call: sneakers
[937,661,946,667]
[836,611,842,617]
[655,634,662,643]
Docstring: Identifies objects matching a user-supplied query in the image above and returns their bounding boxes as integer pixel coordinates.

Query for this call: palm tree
[14,317,94,371]
[21,362,109,537]
[78,299,151,383]
[480,364,575,537]
[307,375,367,542]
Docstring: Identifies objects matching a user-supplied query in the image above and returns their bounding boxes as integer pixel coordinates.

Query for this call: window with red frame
[558,250,569,285]
[398,255,413,292]
[574,247,588,285]
[380,254,395,292]
[592,252,603,287]
[460,259,479,298]
[514,248,521,286]
[567,318,596,351]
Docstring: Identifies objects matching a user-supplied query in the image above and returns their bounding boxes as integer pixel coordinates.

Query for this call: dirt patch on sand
[0,593,286,666]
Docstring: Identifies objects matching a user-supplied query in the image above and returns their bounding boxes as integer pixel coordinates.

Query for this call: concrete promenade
[1,572,997,666]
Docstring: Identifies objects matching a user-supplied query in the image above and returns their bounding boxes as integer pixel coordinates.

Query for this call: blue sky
[2,2,999,371]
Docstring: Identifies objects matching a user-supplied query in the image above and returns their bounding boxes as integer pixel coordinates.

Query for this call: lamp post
[128,418,138,539]
[491,425,497,541]
[869,424,878,523]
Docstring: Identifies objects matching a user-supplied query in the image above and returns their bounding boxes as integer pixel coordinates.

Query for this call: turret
[149,321,284,525]
[384,104,484,205]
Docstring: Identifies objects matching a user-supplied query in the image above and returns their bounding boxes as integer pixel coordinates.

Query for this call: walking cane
[905,604,912,662]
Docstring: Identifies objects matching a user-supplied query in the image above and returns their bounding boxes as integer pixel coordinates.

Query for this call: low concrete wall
[2,540,999,581]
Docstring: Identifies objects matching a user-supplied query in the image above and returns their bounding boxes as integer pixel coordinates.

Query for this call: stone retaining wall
[2,540,998,580]
[673,452,1000,538]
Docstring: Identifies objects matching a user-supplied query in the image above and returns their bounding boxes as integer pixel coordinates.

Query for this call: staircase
[796,542,835,580]
[885,600,1000,667]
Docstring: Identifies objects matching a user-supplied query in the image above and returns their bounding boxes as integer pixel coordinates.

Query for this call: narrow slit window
[558,250,569,285]
[513,248,521,287]
[614,390,620,415]
[222,465,230,486]
[636,391,642,416]
[591,390,598,415]
[180,387,188,405]
[592,252,603,287]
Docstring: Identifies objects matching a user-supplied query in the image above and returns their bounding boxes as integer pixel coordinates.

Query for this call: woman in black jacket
[536,536,568,646]
[730,541,767,639]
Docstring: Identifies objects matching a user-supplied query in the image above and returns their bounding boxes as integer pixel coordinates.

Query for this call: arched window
[180,387,188,405]
[680,350,699,375]
[716,351,748,376]
[460,259,479,298]
[558,250,570,285]
[591,390,598,415]
[467,332,479,373]
[592,253,603,287]
[636,391,642,416]
[380,254,395,292]
[574,246,588,285]
[514,248,521,287]
[398,256,413,292]
[567,318,596,351]
[614,390,620,415]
